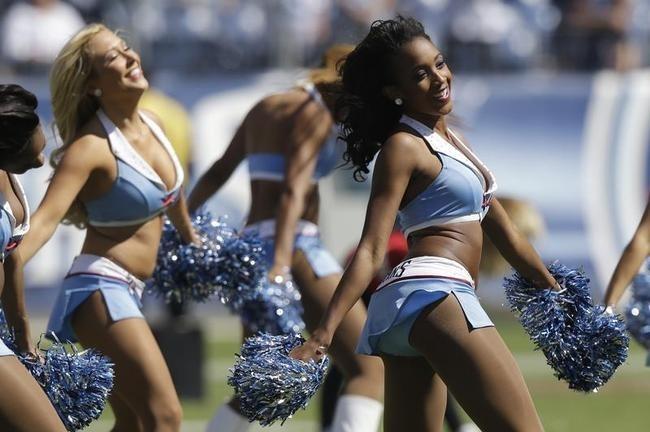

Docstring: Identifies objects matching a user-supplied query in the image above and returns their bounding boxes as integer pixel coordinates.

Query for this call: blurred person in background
[188,44,385,432]
[19,23,198,432]
[1,0,85,72]
[0,83,66,432]
[263,0,333,68]
[292,16,558,431]
[444,0,540,71]
[332,0,397,45]
[603,199,650,308]
[552,0,637,70]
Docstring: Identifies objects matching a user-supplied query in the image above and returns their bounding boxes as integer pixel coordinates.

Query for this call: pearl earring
[394,98,403,106]
[92,88,102,97]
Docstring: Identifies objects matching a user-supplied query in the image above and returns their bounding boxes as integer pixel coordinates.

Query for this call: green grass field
[81,310,649,432]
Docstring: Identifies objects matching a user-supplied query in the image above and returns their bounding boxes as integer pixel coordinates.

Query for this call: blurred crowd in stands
[1,0,648,74]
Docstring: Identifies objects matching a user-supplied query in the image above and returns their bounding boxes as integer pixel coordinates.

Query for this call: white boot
[330,394,383,432]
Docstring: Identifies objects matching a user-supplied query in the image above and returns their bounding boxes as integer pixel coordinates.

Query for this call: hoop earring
[92,88,102,98]
[394,98,403,106]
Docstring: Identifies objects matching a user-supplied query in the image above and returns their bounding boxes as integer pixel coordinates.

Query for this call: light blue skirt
[47,273,144,343]
[245,220,342,278]
[357,277,493,357]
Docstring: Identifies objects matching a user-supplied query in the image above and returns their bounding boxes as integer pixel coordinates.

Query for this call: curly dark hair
[0,84,39,160]
[337,16,430,181]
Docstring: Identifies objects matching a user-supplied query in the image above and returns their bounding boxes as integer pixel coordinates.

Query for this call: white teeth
[128,68,141,78]
[434,87,450,99]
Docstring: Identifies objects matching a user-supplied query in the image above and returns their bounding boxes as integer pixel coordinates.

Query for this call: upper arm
[34,137,101,225]
[215,118,247,175]
[482,198,516,242]
[356,135,418,260]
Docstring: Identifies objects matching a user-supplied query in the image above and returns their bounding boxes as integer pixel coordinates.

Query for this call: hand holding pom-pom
[505,262,628,392]
[0,312,114,432]
[228,333,330,426]
[22,338,115,431]
[148,211,265,306]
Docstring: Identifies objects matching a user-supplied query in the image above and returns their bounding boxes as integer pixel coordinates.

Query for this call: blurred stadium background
[1,0,649,431]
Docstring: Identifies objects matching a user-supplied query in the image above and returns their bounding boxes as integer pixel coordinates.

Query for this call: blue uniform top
[0,174,29,262]
[84,109,184,228]
[397,115,497,237]
[247,82,342,182]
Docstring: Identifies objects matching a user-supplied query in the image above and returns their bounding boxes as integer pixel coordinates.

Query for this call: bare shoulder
[257,88,319,116]
[378,131,422,166]
[60,117,111,168]
[253,89,331,137]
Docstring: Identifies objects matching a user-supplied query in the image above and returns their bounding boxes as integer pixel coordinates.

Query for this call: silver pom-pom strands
[214,231,266,313]
[22,338,115,431]
[624,264,650,350]
[504,262,629,392]
[0,312,114,431]
[241,278,305,335]
[148,211,265,306]
[228,333,330,426]
[149,210,306,334]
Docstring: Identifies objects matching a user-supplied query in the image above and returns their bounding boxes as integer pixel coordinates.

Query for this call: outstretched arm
[291,134,417,360]
[482,198,558,289]
[603,200,650,307]
[187,121,247,214]
[268,105,331,281]
[19,137,99,263]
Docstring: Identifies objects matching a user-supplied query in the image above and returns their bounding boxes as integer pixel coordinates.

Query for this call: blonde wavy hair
[49,23,109,226]
[309,44,355,101]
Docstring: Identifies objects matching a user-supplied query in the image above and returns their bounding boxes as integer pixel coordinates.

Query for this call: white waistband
[67,254,145,299]
[402,214,482,238]
[376,256,474,292]
[242,219,320,239]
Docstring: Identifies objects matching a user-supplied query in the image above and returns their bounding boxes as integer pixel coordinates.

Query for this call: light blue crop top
[84,110,184,228]
[0,174,29,262]
[397,115,497,237]
[248,82,342,182]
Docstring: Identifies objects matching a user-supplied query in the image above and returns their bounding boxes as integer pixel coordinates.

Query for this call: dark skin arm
[2,250,34,354]
[291,133,417,361]
[482,198,558,289]
[187,121,247,214]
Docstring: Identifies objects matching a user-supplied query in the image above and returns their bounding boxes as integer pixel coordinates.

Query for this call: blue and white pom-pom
[504,262,629,392]
[22,338,114,431]
[228,333,329,426]
[625,264,650,349]
[148,211,264,306]
[0,312,114,431]
[241,278,305,335]
[213,231,266,313]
